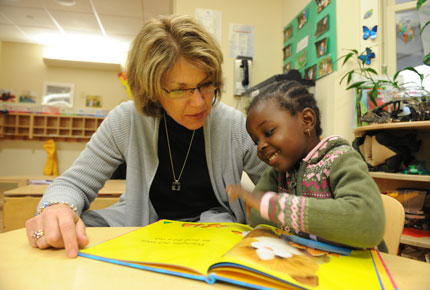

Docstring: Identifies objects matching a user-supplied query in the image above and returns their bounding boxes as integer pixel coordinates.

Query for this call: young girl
[227,80,385,249]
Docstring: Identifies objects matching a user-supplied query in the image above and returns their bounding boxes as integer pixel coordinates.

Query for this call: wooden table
[0,227,429,290]
[3,180,125,232]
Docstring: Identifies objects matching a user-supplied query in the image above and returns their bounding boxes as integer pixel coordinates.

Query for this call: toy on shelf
[403,160,430,175]
[118,72,132,99]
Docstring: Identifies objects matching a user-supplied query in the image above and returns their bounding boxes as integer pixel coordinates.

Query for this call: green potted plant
[338,48,426,107]
[337,47,429,125]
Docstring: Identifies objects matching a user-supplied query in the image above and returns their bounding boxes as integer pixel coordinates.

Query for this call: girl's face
[160,56,214,130]
[246,101,313,173]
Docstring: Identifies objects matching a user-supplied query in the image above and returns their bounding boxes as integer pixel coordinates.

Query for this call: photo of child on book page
[221,226,330,287]
[226,80,386,251]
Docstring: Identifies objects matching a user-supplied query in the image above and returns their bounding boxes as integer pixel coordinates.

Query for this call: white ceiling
[0,0,171,50]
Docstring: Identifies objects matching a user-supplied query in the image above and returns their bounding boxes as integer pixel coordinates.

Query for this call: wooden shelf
[370,172,430,183]
[354,121,430,135]
[0,113,104,142]
[400,234,430,249]
[355,120,430,254]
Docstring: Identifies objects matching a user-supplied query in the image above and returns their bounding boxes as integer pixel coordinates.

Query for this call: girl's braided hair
[247,80,322,137]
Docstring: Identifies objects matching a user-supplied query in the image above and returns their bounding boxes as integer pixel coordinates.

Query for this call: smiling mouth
[267,151,280,164]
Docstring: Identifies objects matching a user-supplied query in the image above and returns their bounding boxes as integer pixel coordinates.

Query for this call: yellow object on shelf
[43,139,59,176]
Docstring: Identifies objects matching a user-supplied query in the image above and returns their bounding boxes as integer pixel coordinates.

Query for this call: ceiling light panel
[0,23,29,42]
[49,10,100,32]
[98,14,142,35]
[42,0,92,12]
[0,6,56,28]
[93,0,143,18]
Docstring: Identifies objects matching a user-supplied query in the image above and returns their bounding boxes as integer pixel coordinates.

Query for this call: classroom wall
[173,0,284,112]
[283,0,362,142]
[0,0,367,176]
[0,41,129,175]
[0,0,284,176]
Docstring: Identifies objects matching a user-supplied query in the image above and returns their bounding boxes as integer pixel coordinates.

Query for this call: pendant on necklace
[171,181,181,191]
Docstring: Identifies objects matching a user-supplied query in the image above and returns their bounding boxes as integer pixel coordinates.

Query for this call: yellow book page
[211,226,393,290]
[80,220,252,275]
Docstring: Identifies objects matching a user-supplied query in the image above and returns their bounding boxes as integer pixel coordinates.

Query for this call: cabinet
[354,121,430,251]
[0,113,104,141]
[2,179,125,232]
[0,176,58,233]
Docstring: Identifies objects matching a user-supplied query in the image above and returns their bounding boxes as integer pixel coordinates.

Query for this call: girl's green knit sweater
[250,135,385,249]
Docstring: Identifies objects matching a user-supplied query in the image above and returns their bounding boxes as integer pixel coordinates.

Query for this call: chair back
[381,194,405,255]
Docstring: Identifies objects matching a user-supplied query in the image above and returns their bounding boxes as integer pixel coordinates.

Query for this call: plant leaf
[346,81,367,90]
[417,0,428,10]
[363,68,378,75]
[340,71,353,84]
[347,71,353,84]
[403,67,424,81]
[393,70,401,81]
[420,21,430,36]
[424,52,430,66]
[369,87,379,106]
[342,53,354,66]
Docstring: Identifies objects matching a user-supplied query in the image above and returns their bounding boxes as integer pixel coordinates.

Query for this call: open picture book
[79,220,397,290]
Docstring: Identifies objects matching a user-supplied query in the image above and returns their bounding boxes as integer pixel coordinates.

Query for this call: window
[385,0,430,90]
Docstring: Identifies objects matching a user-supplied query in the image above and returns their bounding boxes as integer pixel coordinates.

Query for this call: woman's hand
[25,204,88,258]
[226,185,264,213]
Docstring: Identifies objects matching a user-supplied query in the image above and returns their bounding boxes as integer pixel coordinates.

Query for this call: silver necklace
[164,114,195,191]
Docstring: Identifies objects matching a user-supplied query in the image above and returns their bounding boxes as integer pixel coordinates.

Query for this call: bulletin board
[282,0,337,80]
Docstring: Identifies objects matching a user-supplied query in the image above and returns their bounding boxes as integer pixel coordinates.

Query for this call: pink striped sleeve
[260,192,277,219]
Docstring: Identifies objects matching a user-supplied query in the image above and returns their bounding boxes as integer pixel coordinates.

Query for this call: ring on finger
[32,229,45,241]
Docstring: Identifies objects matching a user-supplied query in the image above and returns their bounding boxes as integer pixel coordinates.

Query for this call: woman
[25,15,267,258]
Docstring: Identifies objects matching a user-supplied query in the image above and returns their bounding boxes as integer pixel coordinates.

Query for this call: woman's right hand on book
[25,204,88,258]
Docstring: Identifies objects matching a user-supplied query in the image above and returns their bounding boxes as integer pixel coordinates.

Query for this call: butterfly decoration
[398,20,414,44]
[363,25,377,40]
[358,48,375,65]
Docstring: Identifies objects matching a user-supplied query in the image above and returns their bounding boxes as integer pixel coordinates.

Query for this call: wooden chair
[381,194,405,255]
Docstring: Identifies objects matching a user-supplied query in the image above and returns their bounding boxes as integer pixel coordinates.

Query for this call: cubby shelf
[0,113,104,142]
[354,121,430,249]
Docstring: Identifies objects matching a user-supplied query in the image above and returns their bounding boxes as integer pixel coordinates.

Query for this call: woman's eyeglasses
[163,82,217,99]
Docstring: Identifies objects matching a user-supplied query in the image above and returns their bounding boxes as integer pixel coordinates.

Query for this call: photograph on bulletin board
[304,64,317,80]
[283,62,292,73]
[283,44,292,60]
[297,8,309,30]
[318,55,333,78]
[281,0,336,80]
[315,37,328,57]
[284,24,293,42]
[315,15,329,37]
[316,0,331,13]
[295,50,307,69]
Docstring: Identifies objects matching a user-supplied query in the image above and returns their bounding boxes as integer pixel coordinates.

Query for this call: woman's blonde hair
[126,14,224,117]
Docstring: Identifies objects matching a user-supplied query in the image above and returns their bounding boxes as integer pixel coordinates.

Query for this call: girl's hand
[226,185,264,213]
